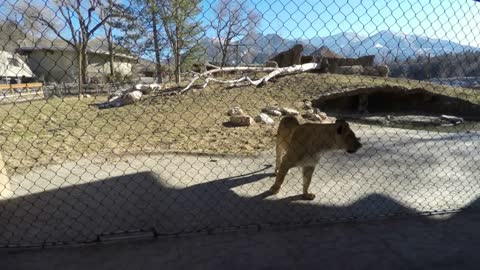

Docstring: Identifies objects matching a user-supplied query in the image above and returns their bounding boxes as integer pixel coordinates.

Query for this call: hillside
[0,73,477,174]
[389,50,480,81]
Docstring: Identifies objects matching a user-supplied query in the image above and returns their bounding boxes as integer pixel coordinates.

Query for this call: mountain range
[205,30,479,65]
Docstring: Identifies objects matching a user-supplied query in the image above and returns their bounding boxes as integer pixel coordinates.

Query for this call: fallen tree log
[177,62,321,94]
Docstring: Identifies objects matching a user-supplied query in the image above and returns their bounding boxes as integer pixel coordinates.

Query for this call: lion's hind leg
[302,166,316,200]
[274,137,288,175]
[269,161,292,195]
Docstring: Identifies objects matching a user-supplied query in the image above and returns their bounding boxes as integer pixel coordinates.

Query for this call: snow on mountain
[204,30,479,65]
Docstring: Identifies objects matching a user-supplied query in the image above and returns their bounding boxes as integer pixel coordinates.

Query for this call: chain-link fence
[0,0,479,247]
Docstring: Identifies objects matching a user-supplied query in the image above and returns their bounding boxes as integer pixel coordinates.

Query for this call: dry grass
[0,73,477,174]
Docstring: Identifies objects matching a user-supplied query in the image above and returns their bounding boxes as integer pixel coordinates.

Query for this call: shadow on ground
[0,164,477,247]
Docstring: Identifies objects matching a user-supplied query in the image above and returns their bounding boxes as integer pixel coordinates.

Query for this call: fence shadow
[0,166,475,247]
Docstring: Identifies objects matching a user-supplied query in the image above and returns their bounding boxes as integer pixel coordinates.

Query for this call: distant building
[0,51,36,84]
[133,58,158,78]
[16,39,137,83]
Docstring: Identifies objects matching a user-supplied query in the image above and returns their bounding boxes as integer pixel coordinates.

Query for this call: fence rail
[0,82,43,90]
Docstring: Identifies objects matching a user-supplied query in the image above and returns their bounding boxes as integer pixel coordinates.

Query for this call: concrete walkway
[0,126,479,246]
[2,210,480,270]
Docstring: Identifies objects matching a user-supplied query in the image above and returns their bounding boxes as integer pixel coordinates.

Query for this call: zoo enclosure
[0,0,479,247]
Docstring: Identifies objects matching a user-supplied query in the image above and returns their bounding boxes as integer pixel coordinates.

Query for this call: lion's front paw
[302,193,316,200]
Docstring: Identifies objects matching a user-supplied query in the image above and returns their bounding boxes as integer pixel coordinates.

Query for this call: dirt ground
[0,73,477,175]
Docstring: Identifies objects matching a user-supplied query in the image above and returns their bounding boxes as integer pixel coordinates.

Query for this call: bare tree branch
[17,0,113,93]
[55,3,79,46]
[177,63,321,94]
[212,0,261,67]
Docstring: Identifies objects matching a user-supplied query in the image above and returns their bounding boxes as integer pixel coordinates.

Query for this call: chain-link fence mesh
[0,0,479,247]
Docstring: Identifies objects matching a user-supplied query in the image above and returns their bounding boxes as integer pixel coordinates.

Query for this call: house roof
[0,51,35,78]
[133,58,157,73]
[17,38,137,60]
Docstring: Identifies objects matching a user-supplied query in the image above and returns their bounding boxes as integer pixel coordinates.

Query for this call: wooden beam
[0,83,43,90]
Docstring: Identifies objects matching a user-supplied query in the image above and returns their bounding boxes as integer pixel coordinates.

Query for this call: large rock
[318,112,328,119]
[303,113,323,122]
[135,83,161,94]
[300,55,314,64]
[105,90,124,107]
[441,115,464,125]
[294,100,314,110]
[97,89,142,109]
[305,108,320,115]
[192,63,205,73]
[356,55,375,67]
[230,115,254,126]
[294,101,304,108]
[264,61,278,68]
[300,55,324,64]
[269,44,303,68]
[108,97,123,107]
[108,90,123,102]
[362,66,377,76]
[227,106,244,116]
[303,109,328,122]
[123,90,143,105]
[336,65,364,75]
[329,55,374,67]
[322,116,336,124]
[261,106,282,116]
[302,56,329,73]
[363,65,390,77]
[280,107,300,116]
[254,113,274,125]
[377,65,389,77]
[303,100,313,109]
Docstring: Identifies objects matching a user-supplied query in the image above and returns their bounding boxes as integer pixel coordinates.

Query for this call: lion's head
[335,120,362,154]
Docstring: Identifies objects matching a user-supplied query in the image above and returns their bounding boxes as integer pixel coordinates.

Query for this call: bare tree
[148,0,164,83]
[0,19,27,53]
[158,0,203,83]
[3,1,57,49]
[212,0,260,68]
[101,0,131,82]
[101,0,115,81]
[114,0,166,83]
[19,0,112,94]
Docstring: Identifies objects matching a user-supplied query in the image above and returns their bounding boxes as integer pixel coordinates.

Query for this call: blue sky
[201,0,480,46]
[3,0,480,47]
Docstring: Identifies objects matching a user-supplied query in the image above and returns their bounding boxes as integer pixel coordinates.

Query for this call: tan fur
[271,116,362,200]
